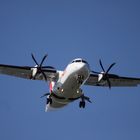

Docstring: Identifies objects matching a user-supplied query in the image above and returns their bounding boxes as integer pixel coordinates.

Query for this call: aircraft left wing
[0,64,58,81]
[85,73,140,87]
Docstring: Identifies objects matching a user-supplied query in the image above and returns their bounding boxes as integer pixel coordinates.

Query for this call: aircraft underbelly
[50,77,80,108]
[47,77,80,110]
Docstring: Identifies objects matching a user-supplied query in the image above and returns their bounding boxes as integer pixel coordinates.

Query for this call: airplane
[0,54,140,111]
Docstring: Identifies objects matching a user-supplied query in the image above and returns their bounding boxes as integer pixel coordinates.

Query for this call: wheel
[49,98,52,104]
[46,98,49,104]
[79,101,82,108]
[82,101,85,108]
[79,101,85,108]
[47,98,52,104]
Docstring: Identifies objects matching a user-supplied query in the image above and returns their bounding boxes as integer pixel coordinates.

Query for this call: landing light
[61,89,64,93]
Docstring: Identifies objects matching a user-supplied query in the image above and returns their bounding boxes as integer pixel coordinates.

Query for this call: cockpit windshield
[71,58,88,65]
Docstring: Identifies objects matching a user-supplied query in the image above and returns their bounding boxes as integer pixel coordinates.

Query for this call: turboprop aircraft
[0,54,140,111]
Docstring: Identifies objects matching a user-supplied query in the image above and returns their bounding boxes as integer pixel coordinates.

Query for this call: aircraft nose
[78,63,90,73]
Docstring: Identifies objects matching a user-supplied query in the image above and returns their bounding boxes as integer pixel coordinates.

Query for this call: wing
[85,73,140,87]
[0,64,58,81]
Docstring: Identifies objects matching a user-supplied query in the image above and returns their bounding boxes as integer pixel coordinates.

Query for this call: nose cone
[77,63,90,77]
[79,62,90,71]
[69,58,91,76]
[77,63,85,70]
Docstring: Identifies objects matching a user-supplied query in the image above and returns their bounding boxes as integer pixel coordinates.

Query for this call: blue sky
[0,0,140,140]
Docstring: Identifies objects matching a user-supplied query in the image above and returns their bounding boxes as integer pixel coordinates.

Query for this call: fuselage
[46,58,91,111]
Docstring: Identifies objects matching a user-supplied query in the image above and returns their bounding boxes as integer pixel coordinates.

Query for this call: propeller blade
[91,70,100,74]
[31,53,48,81]
[40,54,48,66]
[98,60,116,89]
[31,53,39,66]
[40,93,50,98]
[99,59,105,72]
[41,71,47,81]
[106,63,116,74]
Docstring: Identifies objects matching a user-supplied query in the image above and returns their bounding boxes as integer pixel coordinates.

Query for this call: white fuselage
[46,58,91,111]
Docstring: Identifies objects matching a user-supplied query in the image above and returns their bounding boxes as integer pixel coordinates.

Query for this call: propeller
[92,59,116,89]
[31,53,48,81]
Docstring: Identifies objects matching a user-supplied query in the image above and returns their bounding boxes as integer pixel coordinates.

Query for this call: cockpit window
[71,59,88,64]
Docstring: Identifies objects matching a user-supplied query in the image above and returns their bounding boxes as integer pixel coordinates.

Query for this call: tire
[82,101,85,108]
[79,101,82,108]
[79,101,85,108]
[47,98,52,104]
[49,98,52,104]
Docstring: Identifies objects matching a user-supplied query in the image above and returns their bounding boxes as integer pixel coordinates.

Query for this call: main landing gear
[46,96,52,105]
[79,94,92,109]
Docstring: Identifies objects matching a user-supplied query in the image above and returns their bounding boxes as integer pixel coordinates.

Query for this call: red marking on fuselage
[62,70,66,77]
[49,82,53,92]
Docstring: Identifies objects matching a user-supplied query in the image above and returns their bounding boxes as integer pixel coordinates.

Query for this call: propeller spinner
[92,59,116,89]
[31,53,48,81]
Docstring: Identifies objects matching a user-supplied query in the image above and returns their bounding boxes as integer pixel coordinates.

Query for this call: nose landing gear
[79,101,86,108]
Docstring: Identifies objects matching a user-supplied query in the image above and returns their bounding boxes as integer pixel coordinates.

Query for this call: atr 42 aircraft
[0,54,140,111]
